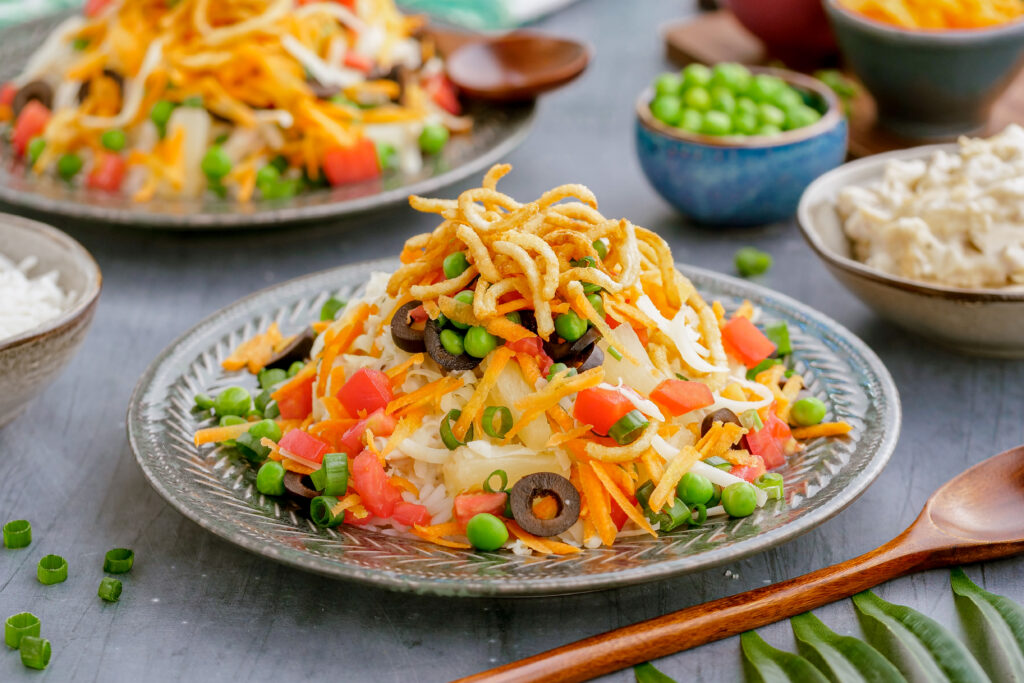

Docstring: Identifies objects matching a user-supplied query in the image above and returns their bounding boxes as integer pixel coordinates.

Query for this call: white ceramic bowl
[797,144,1024,358]
[0,214,101,426]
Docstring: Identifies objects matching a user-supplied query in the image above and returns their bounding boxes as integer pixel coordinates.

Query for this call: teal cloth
[0,0,80,27]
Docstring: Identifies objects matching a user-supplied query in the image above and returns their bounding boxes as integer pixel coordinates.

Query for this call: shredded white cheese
[0,253,74,341]
[636,295,727,374]
[651,436,767,507]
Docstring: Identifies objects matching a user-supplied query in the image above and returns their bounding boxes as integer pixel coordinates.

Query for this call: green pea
[259,368,287,390]
[736,97,758,118]
[701,110,732,136]
[710,62,751,94]
[676,472,714,506]
[439,329,465,356]
[592,239,607,260]
[683,87,711,112]
[262,176,300,200]
[375,141,398,171]
[785,105,821,131]
[654,72,683,97]
[450,290,474,329]
[256,461,286,496]
[26,137,45,164]
[57,153,82,180]
[586,292,605,318]
[100,129,126,152]
[546,362,577,381]
[734,112,759,136]
[710,86,736,115]
[466,513,508,551]
[758,103,786,128]
[505,311,521,325]
[722,481,757,517]
[150,100,175,128]
[757,123,782,136]
[254,389,273,413]
[650,95,682,125]
[735,246,773,277]
[194,393,215,410]
[772,87,804,111]
[201,145,232,181]
[213,386,251,417]
[256,164,279,190]
[418,123,449,154]
[443,251,470,279]
[287,361,305,377]
[248,418,282,443]
[677,109,703,133]
[554,311,587,342]
[464,326,497,358]
[219,414,247,427]
[748,74,786,103]
[791,397,827,426]
[681,63,712,90]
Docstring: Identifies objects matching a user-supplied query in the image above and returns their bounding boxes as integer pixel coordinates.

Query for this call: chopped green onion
[3,520,31,549]
[263,401,280,419]
[707,483,723,508]
[254,389,273,414]
[482,406,513,439]
[103,548,134,574]
[675,373,689,381]
[661,497,692,531]
[688,503,708,526]
[571,256,597,268]
[310,453,349,496]
[5,613,40,649]
[582,282,603,294]
[746,357,782,380]
[72,37,89,50]
[234,432,270,462]
[482,469,508,494]
[258,367,287,390]
[310,496,345,528]
[440,409,472,450]
[504,311,521,325]
[194,393,215,410]
[19,636,50,670]
[764,322,792,356]
[608,410,649,445]
[320,297,345,321]
[755,472,785,500]
[256,461,286,496]
[635,480,655,509]
[36,555,67,585]
[703,456,732,471]
[182,95,203,108]
[608,345,623,361]
[98,577,122,602]
[740,409,763,431]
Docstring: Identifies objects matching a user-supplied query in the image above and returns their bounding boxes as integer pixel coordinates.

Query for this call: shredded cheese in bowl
[0,252,74,341]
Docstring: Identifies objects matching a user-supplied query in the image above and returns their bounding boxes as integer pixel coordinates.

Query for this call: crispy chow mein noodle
[196,165,851,554]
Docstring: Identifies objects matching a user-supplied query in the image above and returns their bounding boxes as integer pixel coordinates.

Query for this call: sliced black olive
[517,310,538,335]
[573,343,604,374]
[390,299,426,353]
[77,69,123,103]
[543,337,574,361]
[568,327,601,355]
[307,78,340,100]
[12,80,53,117]
[283,471,319,500]
[509,472,581,537]
[700,408,741,437]
[424,318,481,372]
[265,327,316,370]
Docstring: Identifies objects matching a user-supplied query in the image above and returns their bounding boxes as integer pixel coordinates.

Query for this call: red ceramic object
[724,0,838,67]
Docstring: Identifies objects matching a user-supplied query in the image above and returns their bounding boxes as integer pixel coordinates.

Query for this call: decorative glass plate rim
[0,13,536,230]
[127,259,901,596]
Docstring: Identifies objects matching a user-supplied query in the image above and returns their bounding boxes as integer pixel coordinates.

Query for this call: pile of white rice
[0,252,74,341]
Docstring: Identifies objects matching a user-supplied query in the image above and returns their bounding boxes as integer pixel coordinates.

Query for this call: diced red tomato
[0,83,15,107]
[274,374,314,420]
[409,306,429,323]
[635,327,649,346]
[84,0,112,16]
[650,379,714,417]
[505,337,554,375]
[278,429,330,465]
[322,138,380,186]
[337,368,393,417]
[422,73,461,115]
[573,387,636,435]
[298,0,355,6]
[730,457,767,483]
[745,412,791,469]
[392,501,432,527]
[11,100,50,157]
[609,494,637,531]
[343,52,373,72]
[86,153,125,192]
[605,316,621,330]
[722,317,776,368]
[345,510,373,525]
[453,492,507,527]
[339,408,397,455]
[350,449,403,518]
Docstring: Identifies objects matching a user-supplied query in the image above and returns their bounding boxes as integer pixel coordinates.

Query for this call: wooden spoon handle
[455,532,933,683]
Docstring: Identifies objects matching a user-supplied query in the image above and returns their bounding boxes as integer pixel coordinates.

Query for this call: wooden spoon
[426,28,590,102]
[456,445,1024,683]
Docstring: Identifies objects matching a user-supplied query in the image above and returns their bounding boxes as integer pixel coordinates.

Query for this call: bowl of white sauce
[0,214,101,426]
[797,125,1024,358]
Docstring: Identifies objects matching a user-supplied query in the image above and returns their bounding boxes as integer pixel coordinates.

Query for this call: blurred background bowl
[824,0,1024,139]
[724,0,838,68]
[635,67,848,226]
[0,215,101,427]
[797,145,1024,357]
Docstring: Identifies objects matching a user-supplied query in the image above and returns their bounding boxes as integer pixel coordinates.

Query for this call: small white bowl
[0,214,101,426]
[797,144,1024,358]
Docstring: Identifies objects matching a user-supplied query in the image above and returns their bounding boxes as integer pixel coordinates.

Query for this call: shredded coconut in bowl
[0,252,74,341]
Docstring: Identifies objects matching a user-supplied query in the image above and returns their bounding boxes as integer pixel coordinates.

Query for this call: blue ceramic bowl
[635,68,848,226]
[825,0,1024,139]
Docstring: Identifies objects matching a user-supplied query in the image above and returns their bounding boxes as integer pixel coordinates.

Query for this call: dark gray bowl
[824,0,1024,139]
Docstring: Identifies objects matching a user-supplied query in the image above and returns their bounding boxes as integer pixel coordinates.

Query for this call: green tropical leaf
[741,630,829,683]
[791,611,907,683]
[951,567,1024,682]
[634,661,677,683]
[852,590,990,683]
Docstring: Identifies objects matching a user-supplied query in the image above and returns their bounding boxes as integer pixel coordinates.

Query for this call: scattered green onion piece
[661,497,692,532]
[608,346,623,361]
[688,503,708,526]
[3,520,31,549]
[254,389,273,414]
[635,480,655,509]
[746,357,782,380]
[287,361,305,377]
[258,367,287,390]
[675,372,689,381]
[182,95,203,108]
[37,554,68,585]
[98,577,122,602]
[740,409,763,431]
[608,410,649,445]
[310,453,349,496]
[320,297,345,321]
[194,393,215,410]
[263,401,280,419]
[592,239,608,260]
[581,282,603,295]
[103,548,134,574]
[19,636,50,670]
[72,37,90,50]
[440,409,473,450]
[571,256,597,269]
[234,432,270,462]
[482,406,513,439]
[504,311,521,325]
[482,469,509,494]
[707,483,723,508]
[310,496,345,528]
[755,472,785,501]
[256,461,286,496]
[5,613,40,648]
[704,455,732,471]
[764,322,792,356]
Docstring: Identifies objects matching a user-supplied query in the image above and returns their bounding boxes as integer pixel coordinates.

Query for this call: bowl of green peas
[635,63,848,226]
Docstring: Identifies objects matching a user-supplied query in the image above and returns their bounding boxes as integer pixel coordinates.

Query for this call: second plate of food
[0,7,534,228]
[127,168,899,596]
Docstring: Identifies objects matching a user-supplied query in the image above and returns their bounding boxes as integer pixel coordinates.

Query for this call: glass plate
[127,260,901,596]
[0,14,535,229]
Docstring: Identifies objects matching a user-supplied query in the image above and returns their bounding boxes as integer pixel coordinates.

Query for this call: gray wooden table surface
[2,1,1022,681]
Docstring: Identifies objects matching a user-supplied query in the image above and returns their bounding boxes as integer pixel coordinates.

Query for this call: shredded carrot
[576,459,616,547]
[193,421,253,446]
[273,360,317,404]
[312,320,330,333]
[320,395,348,420]
[505,366,604,443]
[381,411,424,458]
[532,495,559,520]
[483,317,534,344]
[385,353,424,383]
[792,422,852,440]
[506,520,581,555]
[412,522,471,549]
[640,448,666,484]
[390,475,419,496]
[386,376,463,416]
[494,298,531,316]
[452,347,514,441]
[545,424,593,449]
[589,461,656,537]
